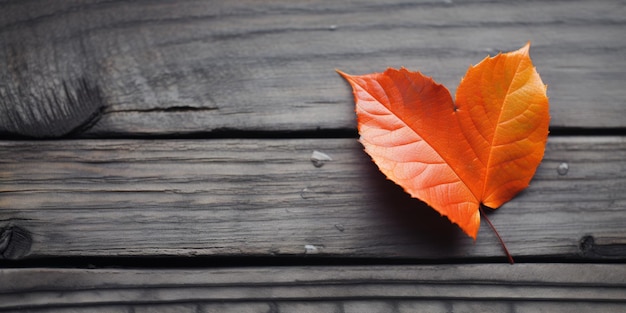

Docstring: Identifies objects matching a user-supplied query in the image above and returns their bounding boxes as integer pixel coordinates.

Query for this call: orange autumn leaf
[338,43,549,240]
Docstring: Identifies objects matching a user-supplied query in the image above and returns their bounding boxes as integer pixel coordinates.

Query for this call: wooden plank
[1,0,625,137]
[0,136,624,260]
[0,264,624,312]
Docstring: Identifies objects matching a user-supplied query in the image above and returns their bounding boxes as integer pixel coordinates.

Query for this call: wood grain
[1,264,624,312]
[1,2,623,309]
[0,136,624,260]
[1,0,625,137]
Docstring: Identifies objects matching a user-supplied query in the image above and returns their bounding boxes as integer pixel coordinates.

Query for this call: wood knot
[579,235,626,259]
[0,77,105,138]
[579,235,595,257]
[0,225,32,260]
[0,43,106,138]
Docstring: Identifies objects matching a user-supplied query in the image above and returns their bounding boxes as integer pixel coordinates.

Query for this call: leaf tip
[517,41,531,55]
[335,68,349,78]
[466,212,480,240]
[337,69,360,88]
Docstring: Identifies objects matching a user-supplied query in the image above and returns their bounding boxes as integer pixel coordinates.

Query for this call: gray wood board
[1,264,625,312]
[1,0,625,137]
[0,136,624,260]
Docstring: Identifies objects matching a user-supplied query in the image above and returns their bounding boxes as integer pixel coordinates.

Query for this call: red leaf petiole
[480,205,514,264]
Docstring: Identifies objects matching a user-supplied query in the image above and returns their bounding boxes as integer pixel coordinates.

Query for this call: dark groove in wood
[1,255,625,270]
[2,128,623,141]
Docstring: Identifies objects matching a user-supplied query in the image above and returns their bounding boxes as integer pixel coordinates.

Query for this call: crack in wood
[104,106,220,114]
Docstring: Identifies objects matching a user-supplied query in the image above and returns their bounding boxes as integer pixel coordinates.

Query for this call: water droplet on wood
[304,244,319,254]
[311,150,332,168]
[300,187,312,199]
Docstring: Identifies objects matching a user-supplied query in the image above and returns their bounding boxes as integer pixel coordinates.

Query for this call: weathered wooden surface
[1,0,626,137]
[1,136,624,260]
[1,264,625,312]
[1,1,625,311]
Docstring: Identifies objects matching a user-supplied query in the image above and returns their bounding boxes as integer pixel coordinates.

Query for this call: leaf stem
[479,205,514,264]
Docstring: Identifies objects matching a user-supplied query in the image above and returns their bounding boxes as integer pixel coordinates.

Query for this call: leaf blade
[455,43,550,208]
[337,43,549,240]
[338,68,482,238]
